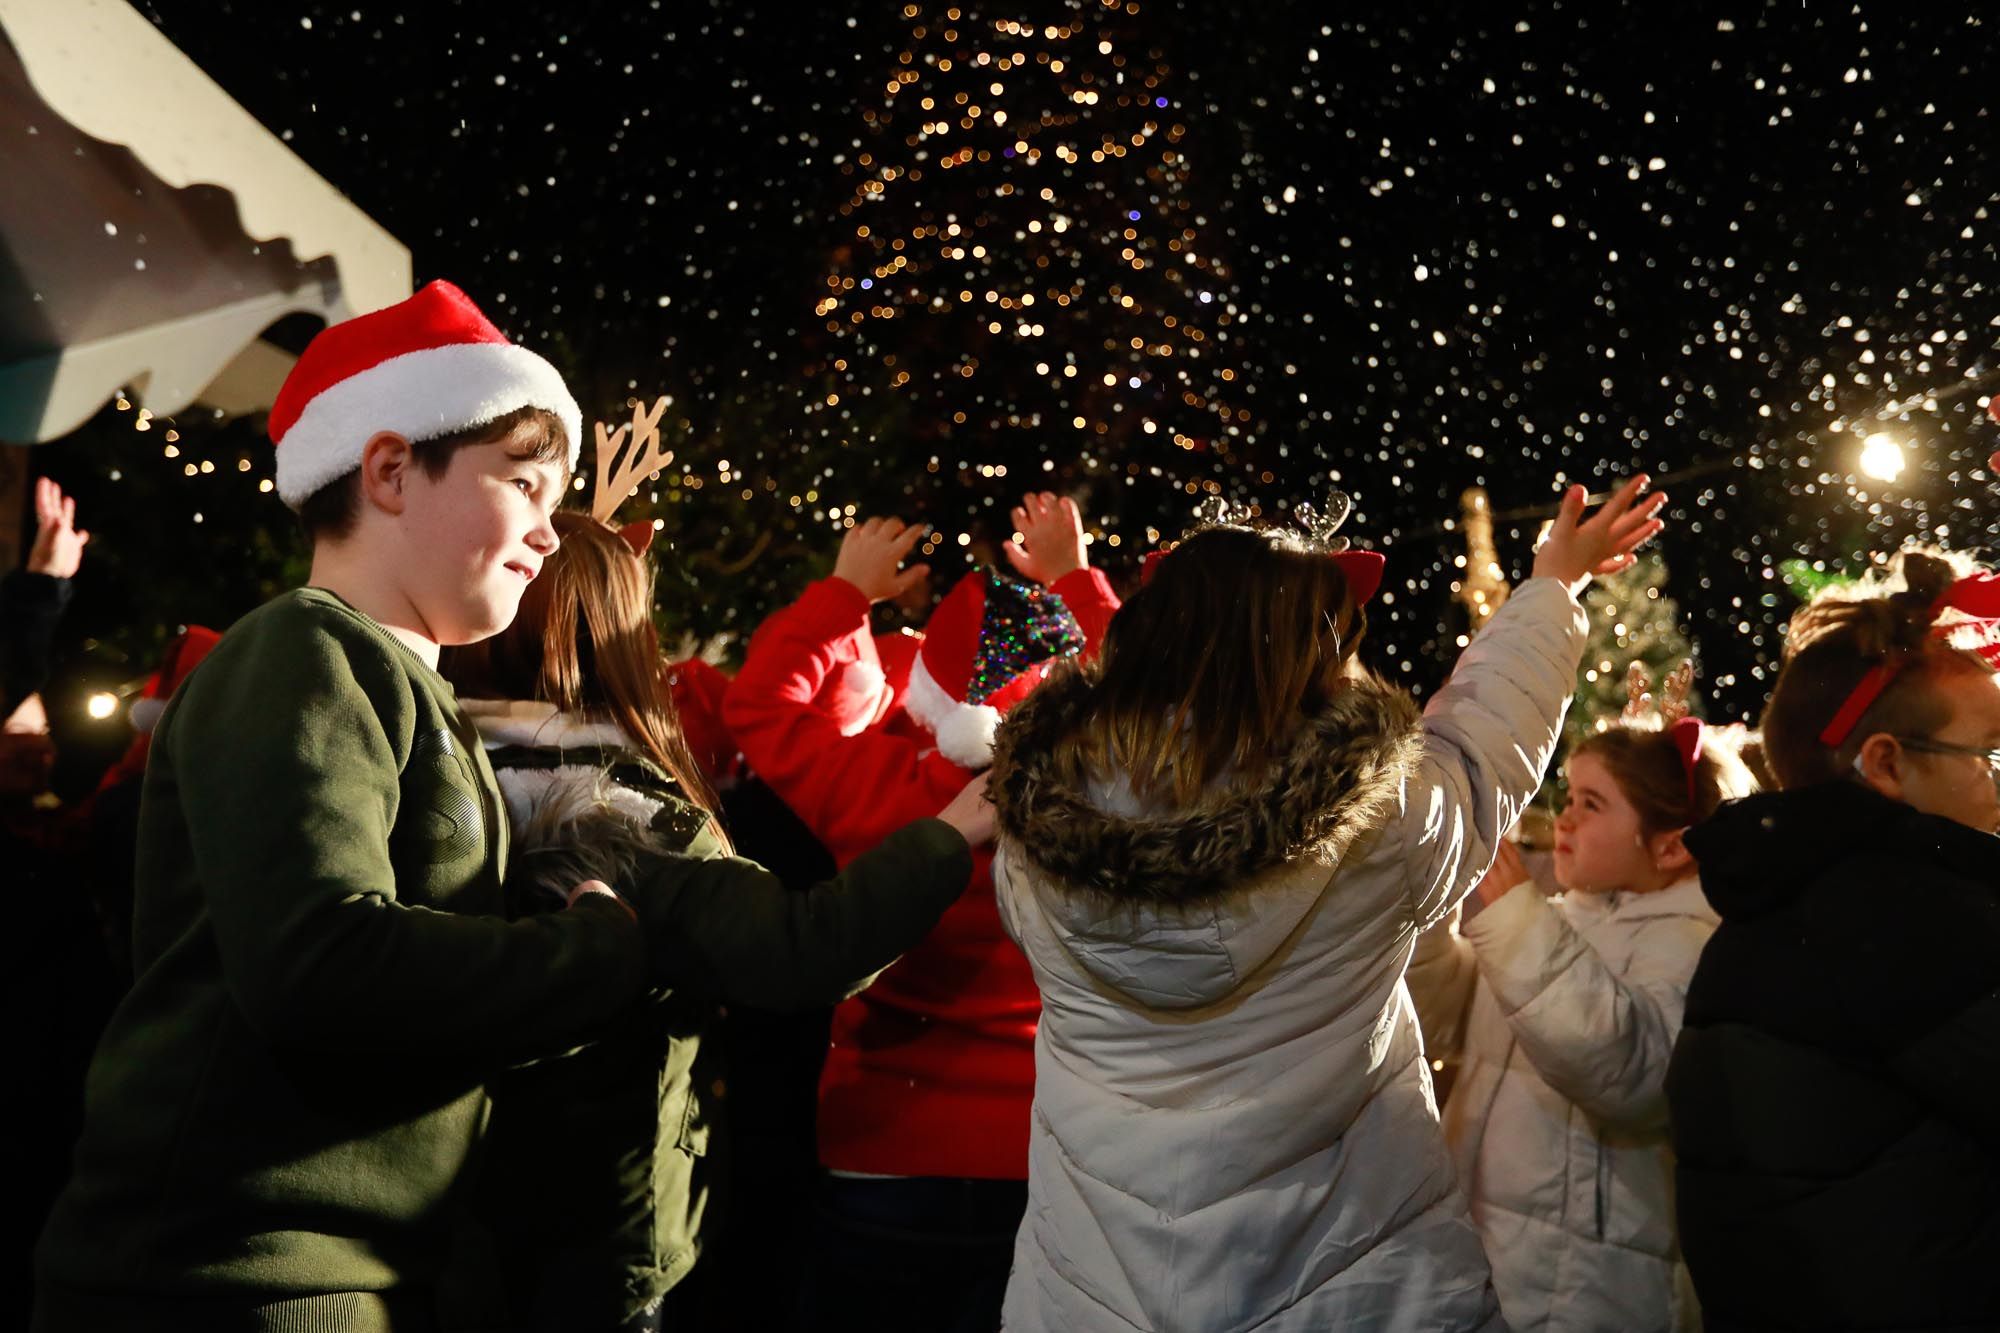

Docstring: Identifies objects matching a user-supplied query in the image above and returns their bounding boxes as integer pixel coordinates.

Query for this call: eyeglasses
[1892,736,2000,789]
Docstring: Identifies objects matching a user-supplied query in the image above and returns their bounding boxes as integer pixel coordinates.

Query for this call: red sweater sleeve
[723,578,967,866]
[1050,567,1121,661]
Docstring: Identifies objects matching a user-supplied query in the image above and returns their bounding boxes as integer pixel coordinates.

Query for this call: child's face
[1553,751,1667,895]
[1891,668,2000,834]
[400,438,565,646]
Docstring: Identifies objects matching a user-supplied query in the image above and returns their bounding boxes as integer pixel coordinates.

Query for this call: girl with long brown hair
[440,510,992,1332]
[988,476,1666,1333]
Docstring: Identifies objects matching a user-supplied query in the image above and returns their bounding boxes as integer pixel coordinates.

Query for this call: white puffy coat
[1409,877,1717,1332]
[988,578,1587,1332]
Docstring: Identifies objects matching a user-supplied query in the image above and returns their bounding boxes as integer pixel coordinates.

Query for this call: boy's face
[1891,668,2000,834]
[400,436,565,646]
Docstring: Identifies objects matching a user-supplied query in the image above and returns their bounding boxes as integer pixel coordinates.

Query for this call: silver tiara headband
[1190,489,1354,552]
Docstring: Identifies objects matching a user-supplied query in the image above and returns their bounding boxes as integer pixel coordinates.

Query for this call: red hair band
[1140,546,1387,608]
[1817,571,2000,747]
[1670,715,1706,810]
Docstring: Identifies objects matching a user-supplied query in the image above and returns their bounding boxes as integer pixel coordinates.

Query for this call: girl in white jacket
[1410,711,1756,1332]
[987,476,1665,1333]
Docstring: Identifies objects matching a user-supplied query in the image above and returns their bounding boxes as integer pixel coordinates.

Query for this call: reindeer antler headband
[1624,661,1706,808]
[1155,490,1386,605]
[591,396,675,526]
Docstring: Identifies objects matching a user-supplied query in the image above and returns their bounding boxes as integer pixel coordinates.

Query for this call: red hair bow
[1671,716,1706,809]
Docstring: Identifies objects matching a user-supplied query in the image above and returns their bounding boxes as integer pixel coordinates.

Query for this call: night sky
[109,0,2000,720]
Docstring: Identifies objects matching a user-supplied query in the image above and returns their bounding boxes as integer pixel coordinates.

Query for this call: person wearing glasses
[1666,546,2000,1333]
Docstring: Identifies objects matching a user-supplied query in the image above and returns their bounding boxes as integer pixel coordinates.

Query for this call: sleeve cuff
[0,569,71,610]
[1050,567,1115,607]
[796,577,875,635]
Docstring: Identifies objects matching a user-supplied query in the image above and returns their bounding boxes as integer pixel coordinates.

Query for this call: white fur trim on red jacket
[902,652,1000,770]
[274,342,583,507]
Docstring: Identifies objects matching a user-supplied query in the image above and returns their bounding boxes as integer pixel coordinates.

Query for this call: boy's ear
[358,432,415,516]
[1853,731,1907,803]
[1649,826,1696,879]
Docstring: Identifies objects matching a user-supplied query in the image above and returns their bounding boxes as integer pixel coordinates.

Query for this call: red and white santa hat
[267,279,582,507]
[903,569,1085,769]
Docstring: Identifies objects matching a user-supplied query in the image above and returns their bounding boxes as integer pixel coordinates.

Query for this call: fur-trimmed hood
[991,668,1423,1012]
[459,698,709,911]
[992,667,1424,905]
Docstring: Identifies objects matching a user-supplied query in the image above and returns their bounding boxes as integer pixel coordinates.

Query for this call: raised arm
[1003,491,1121,653]
[723,518,965,862]
[1388,477,1666,925]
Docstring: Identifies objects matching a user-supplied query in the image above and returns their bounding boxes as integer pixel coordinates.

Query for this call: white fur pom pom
[933,703,1002,770]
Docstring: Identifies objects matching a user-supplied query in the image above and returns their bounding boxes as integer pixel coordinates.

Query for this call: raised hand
[1531,475,1667,596]
[27,478,89,578]
[1001,491,1087,586]
[833,517,931,604]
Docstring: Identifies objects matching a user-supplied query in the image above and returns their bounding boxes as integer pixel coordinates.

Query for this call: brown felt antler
[591,395,675,525]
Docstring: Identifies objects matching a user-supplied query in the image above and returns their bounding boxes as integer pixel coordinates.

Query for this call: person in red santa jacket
[723,491,1117,1332]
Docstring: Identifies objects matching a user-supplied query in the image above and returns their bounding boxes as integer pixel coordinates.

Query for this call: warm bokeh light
[1859,432,1906,483]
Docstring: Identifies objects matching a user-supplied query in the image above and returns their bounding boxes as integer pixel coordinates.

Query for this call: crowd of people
[9,279,2000,1332]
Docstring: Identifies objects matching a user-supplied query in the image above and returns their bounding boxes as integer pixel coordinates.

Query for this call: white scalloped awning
[0,0,410,445]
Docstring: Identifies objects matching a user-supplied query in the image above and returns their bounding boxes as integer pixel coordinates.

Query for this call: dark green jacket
[458,725,973,1330]
[34,589,646,1333]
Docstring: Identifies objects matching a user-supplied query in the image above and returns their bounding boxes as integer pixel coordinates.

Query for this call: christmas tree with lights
[1569,551,1698,743]
[805,0,1262,560]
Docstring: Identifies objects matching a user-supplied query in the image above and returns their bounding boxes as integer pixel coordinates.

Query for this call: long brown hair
[1760,546,1990,790]
[444,509,729,848]
[1053,524,1368,807]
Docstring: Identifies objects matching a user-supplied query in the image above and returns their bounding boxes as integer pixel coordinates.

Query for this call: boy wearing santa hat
[34,281,650,1330]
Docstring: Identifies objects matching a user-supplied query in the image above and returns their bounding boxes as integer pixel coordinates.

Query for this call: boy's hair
[1052,523,1366,807]
[1760,546,1993,790]
[295,405,571,544]
[441,509,730,852]
[1571,723,1758,835]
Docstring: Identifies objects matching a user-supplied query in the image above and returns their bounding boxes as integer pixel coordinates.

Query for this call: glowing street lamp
[1859,432,1906,484]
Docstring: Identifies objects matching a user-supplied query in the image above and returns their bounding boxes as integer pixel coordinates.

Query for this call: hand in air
[1531,474,1667,596]
[27,478,89,579]
[833,517,931,604]
[1001,492,1087,586]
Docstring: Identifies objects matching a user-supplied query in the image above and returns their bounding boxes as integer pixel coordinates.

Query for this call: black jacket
[1669,782,2000,1332]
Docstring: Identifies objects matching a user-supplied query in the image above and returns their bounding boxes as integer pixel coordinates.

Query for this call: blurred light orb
[1859,433,1905,483]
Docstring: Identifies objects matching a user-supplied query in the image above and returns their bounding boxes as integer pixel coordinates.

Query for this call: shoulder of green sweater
[169,589,440,746]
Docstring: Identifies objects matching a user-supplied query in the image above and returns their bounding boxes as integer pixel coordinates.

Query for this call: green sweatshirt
[34,588,646,1332]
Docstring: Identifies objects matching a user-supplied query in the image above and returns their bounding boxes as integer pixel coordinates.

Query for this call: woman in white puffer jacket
[987,477,1665,1333]
[1409,715,1755,1333]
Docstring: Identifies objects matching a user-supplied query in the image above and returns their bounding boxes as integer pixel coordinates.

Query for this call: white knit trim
[273,342,583,507]
[904,652,1000,769]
